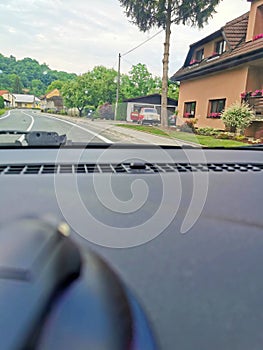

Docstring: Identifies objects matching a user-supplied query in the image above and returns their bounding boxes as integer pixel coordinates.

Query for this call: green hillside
[0,53,76,97]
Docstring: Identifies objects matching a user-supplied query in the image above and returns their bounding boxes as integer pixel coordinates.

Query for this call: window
[215,40,226,55]
[208,99,226,118]
[195,48,204,61]
[184,102,196,118]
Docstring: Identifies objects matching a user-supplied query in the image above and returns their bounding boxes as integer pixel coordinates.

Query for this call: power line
[122,29,164,57]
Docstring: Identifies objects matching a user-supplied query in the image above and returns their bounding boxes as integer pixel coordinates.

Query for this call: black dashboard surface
[0,146,263,350]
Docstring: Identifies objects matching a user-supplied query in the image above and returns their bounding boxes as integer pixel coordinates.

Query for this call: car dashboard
[0,145,263,350]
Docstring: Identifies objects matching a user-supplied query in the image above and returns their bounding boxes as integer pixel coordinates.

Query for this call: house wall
[246,0,263,42]
[3,92,14,106]
[246,65,263,91]
[177,66,248,129]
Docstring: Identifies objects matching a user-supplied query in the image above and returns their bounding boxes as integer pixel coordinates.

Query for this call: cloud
[0,0,251,76]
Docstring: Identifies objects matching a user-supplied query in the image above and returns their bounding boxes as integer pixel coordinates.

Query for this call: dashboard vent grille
[0,163,263,175]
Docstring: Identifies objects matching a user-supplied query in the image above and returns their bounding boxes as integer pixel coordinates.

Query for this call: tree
[0,52,76,94]
[150,80,179,100]
[46,80,65,93]
[12,75,23,93]
[0,96,4,109]
[119,0,222,127]
[222,102,254,133]
[62,66,119,116]
[62,75,92,117]
[120,63,160,99]
[31,79,45,97]
[88,66,118,107]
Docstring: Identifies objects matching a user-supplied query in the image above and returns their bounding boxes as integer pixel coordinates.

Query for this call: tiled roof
[224,12,249,48]
[0,90,9,96]
[173,37,263,80]
[172,11,263,81]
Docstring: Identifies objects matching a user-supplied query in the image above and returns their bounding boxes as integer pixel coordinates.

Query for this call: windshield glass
[144,109,157,114]
[0,0,262,147]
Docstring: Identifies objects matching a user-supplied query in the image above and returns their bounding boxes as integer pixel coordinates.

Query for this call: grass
[116,124,170,137]
[116,123,249,147]
[0,109,6,116]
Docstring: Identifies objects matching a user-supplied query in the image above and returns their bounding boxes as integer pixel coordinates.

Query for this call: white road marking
[0,110,11,120]
[18,111,35,142]
[40,113,113,144]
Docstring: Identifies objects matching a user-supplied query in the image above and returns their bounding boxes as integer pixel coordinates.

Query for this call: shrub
[98,103,114,120]
[179,119,197,133]
[0,96,4,109]
[233,135,247,142]
[215,132,235,140]
[221,102,254,133]
[58,109,67,115]
[196,127,220,136]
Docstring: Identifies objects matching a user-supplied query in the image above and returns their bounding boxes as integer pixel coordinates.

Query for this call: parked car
[138,108,160,125]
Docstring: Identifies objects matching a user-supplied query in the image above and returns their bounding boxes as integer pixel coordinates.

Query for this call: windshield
[0,0,262,147]
[143,109,158,114]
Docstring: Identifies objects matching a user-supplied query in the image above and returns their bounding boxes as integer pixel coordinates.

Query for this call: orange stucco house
[172,0,263,136]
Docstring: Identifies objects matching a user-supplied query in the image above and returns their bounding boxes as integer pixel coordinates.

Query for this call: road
[0,109,197,146]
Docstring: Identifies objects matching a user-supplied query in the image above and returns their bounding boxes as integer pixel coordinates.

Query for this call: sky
[0,0,251,77]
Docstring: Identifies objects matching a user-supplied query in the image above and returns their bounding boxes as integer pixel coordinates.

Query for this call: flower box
[253,33,263,41]
[241,90,262,99]
[189,59,199,65]
[207,112,221,118]
[251,90,263,97]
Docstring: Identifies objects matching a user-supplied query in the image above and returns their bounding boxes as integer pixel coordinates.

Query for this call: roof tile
[172,10,263,81]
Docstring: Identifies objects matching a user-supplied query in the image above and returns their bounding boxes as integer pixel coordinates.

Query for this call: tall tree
[120,63,160,99]
[62,75,92,117]
[46,80,65,94]
[119,0,222,127]
[12,75,23,93]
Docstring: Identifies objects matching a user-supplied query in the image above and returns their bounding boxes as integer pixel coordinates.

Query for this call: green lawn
[116,124,248,147]
[0,109,6,116]
[116,124,170,137]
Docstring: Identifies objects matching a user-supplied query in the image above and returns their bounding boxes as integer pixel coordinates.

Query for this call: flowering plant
[251,89,263,97]
[253,33,263,41]
[241,90,263,99]
[208,112,221,118]
[184,112,191,118]
[189,59,198,65]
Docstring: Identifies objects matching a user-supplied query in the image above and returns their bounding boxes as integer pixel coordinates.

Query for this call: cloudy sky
[0,0,251,77]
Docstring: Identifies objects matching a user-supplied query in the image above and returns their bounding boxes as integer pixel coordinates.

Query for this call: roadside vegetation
[0,109,6,116]
[116,124,170,137]
[116,123,250,147]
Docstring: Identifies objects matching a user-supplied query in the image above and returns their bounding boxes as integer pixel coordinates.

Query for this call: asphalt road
[0,109,113,144]
[0,109,198,146]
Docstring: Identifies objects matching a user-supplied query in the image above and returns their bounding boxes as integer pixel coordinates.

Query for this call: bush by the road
[179,119,197,133]
[222,102,254,133]
[196,127,220,136]
[0,96,4,109]
[0,109,6,116]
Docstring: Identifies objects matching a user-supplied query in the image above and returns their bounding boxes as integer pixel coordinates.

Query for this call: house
[171,0,263,136]
[12,94,40,108]
[124,93,178,122]
[40,89,64,112]
[0,90,14,107]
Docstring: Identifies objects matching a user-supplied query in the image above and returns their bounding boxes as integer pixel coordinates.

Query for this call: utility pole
[114,53,121,121]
